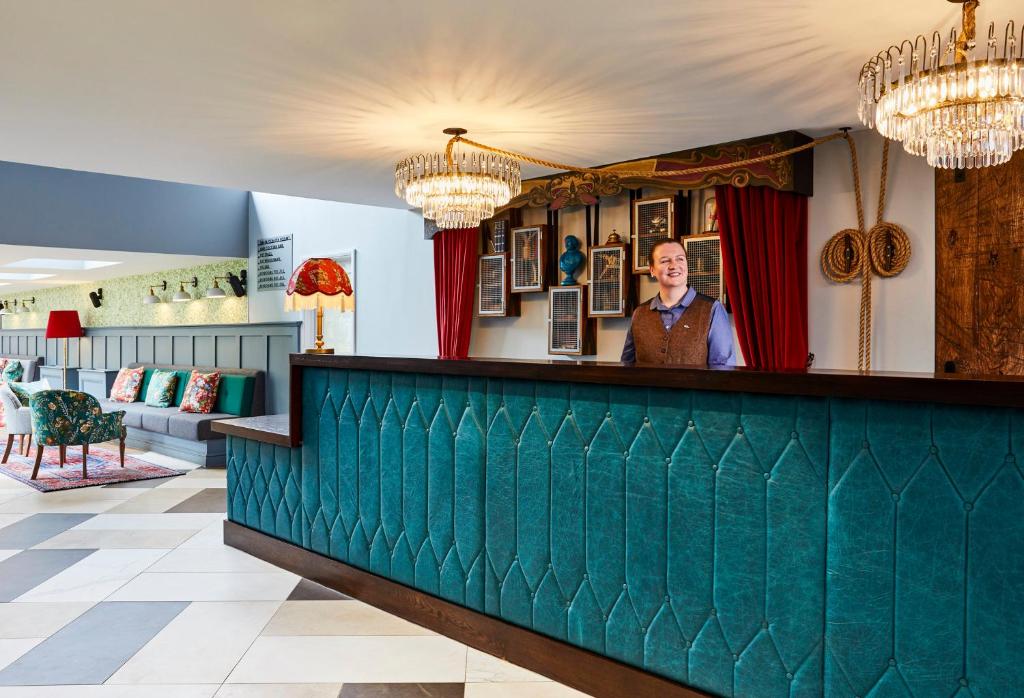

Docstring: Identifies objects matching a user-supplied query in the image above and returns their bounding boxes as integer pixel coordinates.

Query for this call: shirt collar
[650,286,696,311]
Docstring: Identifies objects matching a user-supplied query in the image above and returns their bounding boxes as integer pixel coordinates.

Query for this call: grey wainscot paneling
[0,322,300,414]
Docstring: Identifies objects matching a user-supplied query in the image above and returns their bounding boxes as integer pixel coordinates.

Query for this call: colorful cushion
[0,359,7,374]
[179,371,221,414]
[110,367,145,403]
[214,374,255,417]
[9,383,31,406]
[144,370,178,408]
[2,361,23,383]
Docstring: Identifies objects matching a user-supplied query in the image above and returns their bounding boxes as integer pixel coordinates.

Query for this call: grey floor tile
[288,578,353,601]
[104,476,180,489]
[0,513,94,548]
[0,600,189,685]
[0,549,95,602]
[166,487,228,513]
[339,684,465,698]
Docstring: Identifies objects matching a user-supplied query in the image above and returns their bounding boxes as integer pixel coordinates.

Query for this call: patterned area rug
[0,446,185,492]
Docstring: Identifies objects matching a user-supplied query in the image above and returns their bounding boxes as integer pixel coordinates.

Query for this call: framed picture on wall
[300,249,356,354]
[703,193,718,233]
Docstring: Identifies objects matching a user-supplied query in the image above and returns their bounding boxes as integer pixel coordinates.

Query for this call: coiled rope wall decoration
[820,134,912,371]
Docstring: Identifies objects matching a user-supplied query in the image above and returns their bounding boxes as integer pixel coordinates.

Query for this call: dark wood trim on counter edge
[224,520,710,698]
[291,353,1024,410]
[212,415,293,448]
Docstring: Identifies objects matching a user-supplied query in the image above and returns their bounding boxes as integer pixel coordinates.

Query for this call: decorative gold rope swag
[820,134,912,371]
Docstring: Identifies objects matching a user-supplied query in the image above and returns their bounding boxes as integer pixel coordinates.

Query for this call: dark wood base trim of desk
[224,520,709,698]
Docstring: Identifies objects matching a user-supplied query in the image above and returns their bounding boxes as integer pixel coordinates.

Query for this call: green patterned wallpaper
[0,259,248,329]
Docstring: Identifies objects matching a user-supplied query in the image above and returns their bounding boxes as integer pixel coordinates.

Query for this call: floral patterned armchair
[28,390,127,480]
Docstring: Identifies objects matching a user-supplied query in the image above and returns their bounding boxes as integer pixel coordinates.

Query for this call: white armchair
[0,380,50,462]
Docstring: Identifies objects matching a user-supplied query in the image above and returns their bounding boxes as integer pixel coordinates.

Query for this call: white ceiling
[0,0,1014,208]
[0,245,235,295]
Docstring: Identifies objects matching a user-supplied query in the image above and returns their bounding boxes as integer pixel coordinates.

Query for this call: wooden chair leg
[119,438,125,467]
[23,434,31,457]
[18,434,23,454]
[30,445,44,480]
[1,434,13,464]
[59,445,66,468]
[82,444,88,479]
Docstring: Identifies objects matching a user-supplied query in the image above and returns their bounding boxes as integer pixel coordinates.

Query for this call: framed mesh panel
[512,226,544,292]
[589,246,625,316]
[632,197,674,273]
[492,219,508,253]
[549,287,582,354]
[478,254,506,316]
[684,234,724,302]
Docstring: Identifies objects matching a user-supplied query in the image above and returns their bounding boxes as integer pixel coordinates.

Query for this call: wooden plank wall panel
[216,335,240,368]
[240,335,268,372]
[267,335,293,414]
[172,335,193,366]
[154,336,173,364]
[936,152,1024,375]
[194,336,215,367]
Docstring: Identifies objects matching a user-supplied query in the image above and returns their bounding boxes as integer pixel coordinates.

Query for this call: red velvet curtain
[715,185,808,370]
[433,227,478,359]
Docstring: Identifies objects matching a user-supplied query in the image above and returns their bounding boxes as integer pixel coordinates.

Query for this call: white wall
[248,192,438,358]
[470,129,935,372]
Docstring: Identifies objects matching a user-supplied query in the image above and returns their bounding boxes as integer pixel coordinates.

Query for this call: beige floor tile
[263,600,434,637]
[108,601,281,685]
[464,682,592,698]
[0,487,138,514]
[147,546,281,573]
[15,548,170,602]
[0,686,219,697]
[213,686,342,698]
[466,648,551,683]
[177,522,228,549]
[0,492,30,505]
[35,528,196,549]
[108,571,299,602]
[0,638,44,671]
[0,601,94,638]
[106,488,198,514]
[72,513,225,530]
[0,513,31,528]
[227,635,467,684]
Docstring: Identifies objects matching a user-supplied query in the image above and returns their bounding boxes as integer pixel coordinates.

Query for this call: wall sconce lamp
[88,288,103,308]
[144,281,167,305]
[173,277,198,303]
[0,300,10,315]
[206,270,247,299]
[17,298,36,313]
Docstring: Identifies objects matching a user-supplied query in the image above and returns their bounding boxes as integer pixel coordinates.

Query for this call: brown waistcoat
[631,294,715,366]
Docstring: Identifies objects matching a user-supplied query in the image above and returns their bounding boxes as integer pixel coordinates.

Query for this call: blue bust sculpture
[559,235,585,286]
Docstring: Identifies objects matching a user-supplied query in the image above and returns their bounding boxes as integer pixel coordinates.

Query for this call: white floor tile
[14,548,170,602]
[0,514,31,529]
[106,488,201,514]
[147,547,280,574]
[0,488,138,514]
[0,550,20,563]
[227,635,467,684]
[262,600,434,637]
[34,529,196,549]
[0,638,43,671]
[177,522,227,549]
[0,601,94,638]
[464,683,592,698]
[108,601,281,685]
[108,571,299,602]
[0,686,219,697]
[213,685,342,698]
[466,647,551,683]
[72,513,225,531]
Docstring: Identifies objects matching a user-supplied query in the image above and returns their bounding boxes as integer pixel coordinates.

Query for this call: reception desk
[215,355,1024,698]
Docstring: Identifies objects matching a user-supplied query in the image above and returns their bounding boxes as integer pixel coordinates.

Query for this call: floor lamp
[45,310,83,389]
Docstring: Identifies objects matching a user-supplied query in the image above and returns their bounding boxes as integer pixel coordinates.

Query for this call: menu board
[256,235,293,291]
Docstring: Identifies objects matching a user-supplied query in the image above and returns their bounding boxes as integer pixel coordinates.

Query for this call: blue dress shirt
[620,287,736,367]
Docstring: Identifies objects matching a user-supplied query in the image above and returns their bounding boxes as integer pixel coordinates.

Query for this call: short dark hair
[648,238,684,268]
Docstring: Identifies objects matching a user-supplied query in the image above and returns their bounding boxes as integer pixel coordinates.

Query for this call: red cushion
[179,371,222,414]
[110,367,145,403]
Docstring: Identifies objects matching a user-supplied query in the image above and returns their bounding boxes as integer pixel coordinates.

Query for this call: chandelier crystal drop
[858,0,1023,169]
[395,129,521,230]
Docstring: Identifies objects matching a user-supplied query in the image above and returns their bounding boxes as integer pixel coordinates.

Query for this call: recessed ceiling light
[0,272,55,281]
[3,258,121,271]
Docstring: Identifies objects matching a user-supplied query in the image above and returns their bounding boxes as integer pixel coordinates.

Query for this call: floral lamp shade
[285,257,354,354]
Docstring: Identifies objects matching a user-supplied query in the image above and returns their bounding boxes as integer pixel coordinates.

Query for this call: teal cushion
[214,374,254,417]
[144,370,178,408]
[172,370,192,406]
[8,383,31,406]
[2,362,24,383]
[138,369,156,402]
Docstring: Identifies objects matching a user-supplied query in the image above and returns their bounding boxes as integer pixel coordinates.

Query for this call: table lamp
[45,310,83,388]
[285,257,353,355]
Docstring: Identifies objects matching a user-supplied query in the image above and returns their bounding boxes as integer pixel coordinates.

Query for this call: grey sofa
[0,355,43,383]
[97,363,265,467]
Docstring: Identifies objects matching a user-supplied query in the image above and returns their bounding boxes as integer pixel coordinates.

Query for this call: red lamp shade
[284,257,353,312]
[44,310,83,339]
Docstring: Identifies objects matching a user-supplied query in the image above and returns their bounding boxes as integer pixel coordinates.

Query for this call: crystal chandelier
[858,0,1023,169]
[395,128,521,230]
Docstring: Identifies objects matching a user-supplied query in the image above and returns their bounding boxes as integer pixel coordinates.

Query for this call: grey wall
[0,160,248,257]
[0,322,299,414]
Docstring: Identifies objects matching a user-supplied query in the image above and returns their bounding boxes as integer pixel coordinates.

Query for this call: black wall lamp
[206,270,247,299]
[88,288,103,308]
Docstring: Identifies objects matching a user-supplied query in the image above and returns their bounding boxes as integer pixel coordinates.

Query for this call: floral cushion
[179,370,221,414]
[1,361,23,383]
[30,390,126,446]
[144,370,178,408]
[110,367,145,403]
[9,383,31,406]
[0,359,7,374]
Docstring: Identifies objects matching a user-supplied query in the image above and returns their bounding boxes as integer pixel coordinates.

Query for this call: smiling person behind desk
[621,239,735,367]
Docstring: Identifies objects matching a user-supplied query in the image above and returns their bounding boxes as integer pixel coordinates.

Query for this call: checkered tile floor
[0,437,591,698]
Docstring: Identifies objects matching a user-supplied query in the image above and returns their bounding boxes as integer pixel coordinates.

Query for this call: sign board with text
[256,235,293,291]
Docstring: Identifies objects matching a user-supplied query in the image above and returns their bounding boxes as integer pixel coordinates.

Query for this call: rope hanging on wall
[820,134,912,371]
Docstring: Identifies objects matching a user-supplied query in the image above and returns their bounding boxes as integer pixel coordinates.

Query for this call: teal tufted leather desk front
[219,356,1024,698]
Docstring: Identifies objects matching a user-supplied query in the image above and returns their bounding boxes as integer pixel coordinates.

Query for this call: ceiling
[0,245,235,295]
[0,0,1013,208]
